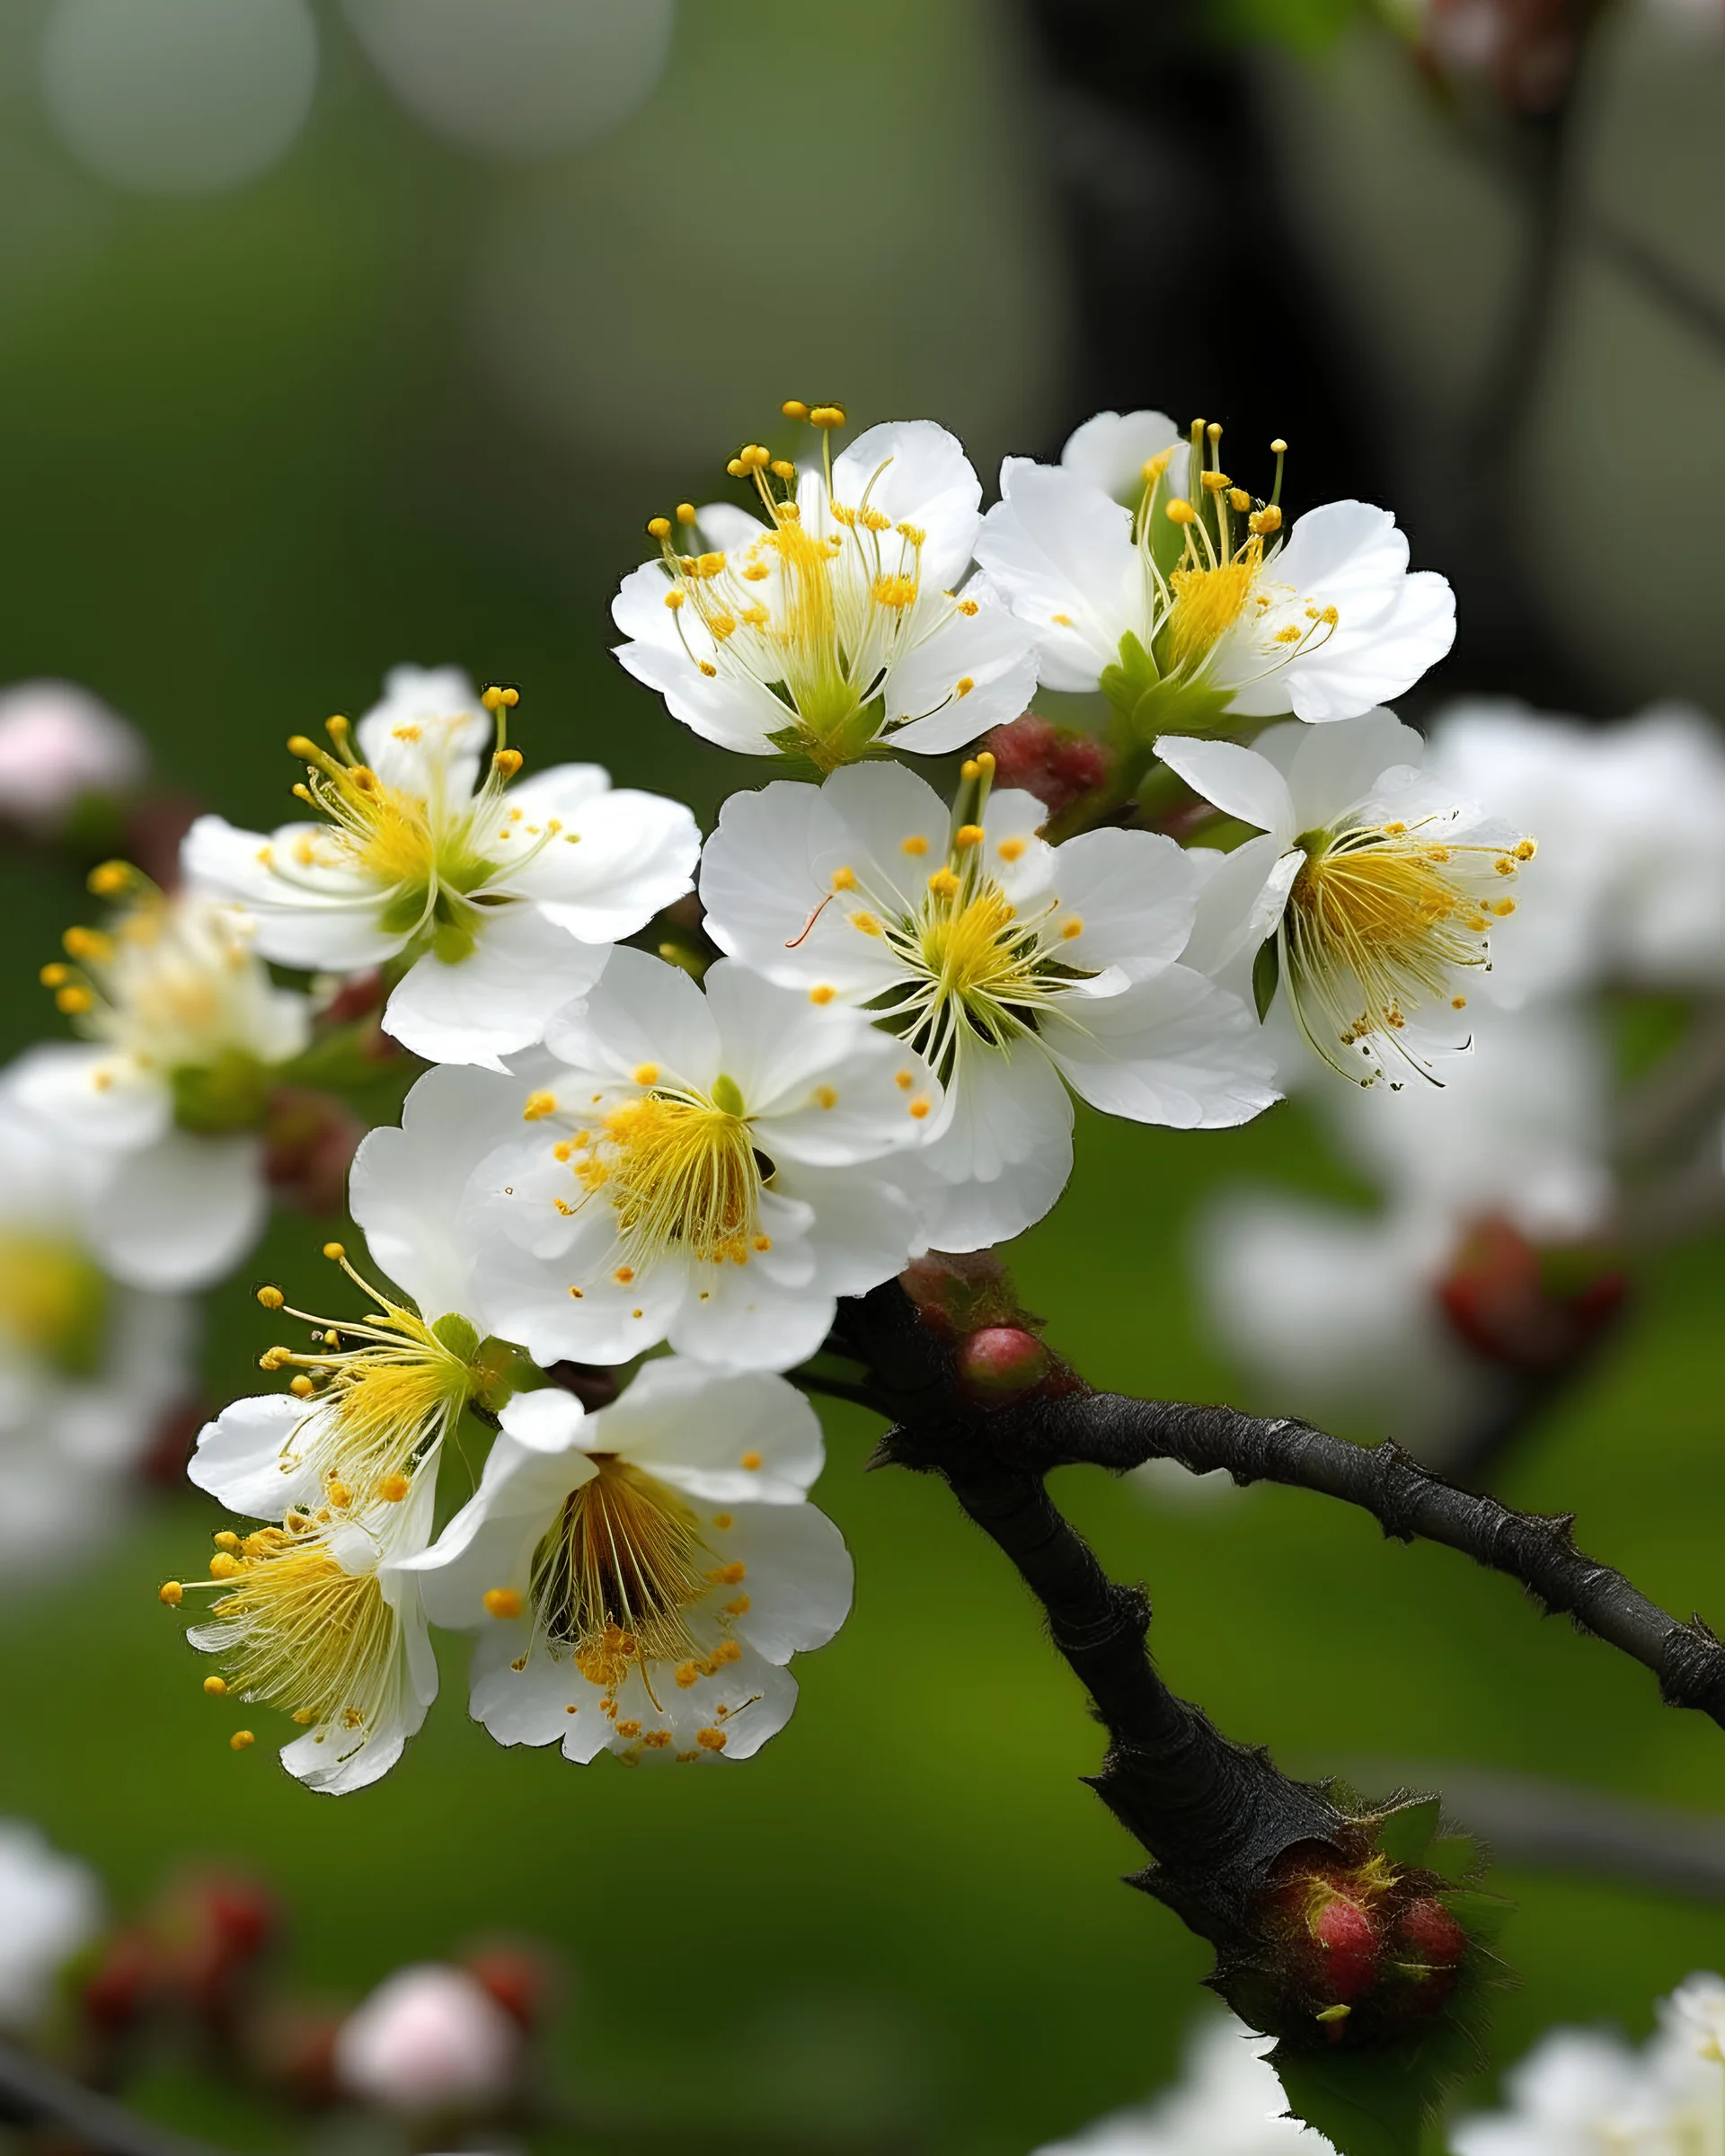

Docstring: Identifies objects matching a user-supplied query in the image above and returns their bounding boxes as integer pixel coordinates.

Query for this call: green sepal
[470,1334,543,1415]
[1252,935,1281,1023]
[431,1312,481,1364]
[170,1049,273,1135]
[1270,2046,1426,2156]
[766,694,889,775]
[1426,1838,1477,1886]
[1101,634,1234,747]
[1099,631,1161,720]
[1375,1798,1441,1869]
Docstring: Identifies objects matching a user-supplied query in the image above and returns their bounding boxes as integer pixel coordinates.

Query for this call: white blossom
[0,1085,196,1575]
[613,417,1039,767]
[13,881,310,1289]
[175,1065,536,1793]
[699,757,1277,1250]
[1035,2014,1331,2155]
[182,664,699,1069]
[411,1359,851,1767]
[464,948,939,1373]
[974,410,1453,724]
[1163,710,1533,1088]
[0,1823,103,2032]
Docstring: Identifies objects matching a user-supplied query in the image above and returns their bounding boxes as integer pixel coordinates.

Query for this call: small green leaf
[1427,1837,1476,1885]
[1272,2045,1425,2156]
[1376,1798,1441,1869]
[1252,936,1280,1022]
[1440,1888,1515,1944]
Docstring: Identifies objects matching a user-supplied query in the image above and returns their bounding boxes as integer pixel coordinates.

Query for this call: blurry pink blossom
[0,680,146,832]
[334,1963,522,2116]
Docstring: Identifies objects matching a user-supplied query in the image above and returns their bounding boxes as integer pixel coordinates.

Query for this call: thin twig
[0,2039,230,2156]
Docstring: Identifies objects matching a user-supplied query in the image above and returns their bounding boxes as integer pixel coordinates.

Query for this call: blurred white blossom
[343,0,675,161]
[0,1822,102,2031]
[0,680,146,832]
[1035,2014,1331,2154]
[40,0,318,198]
[335,1963,521,2115]
[1453,1978,1725,2154]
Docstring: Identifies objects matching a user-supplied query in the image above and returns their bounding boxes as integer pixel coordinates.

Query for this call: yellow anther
[809,985,836,1004]
[647,516,672,539]
[975,750,996,773]
[323,1242,346,1261]
[740,1450,763,1471]
[955,824,985,850]
[1207,422,1223,443]
[1493,897,1517,916]
[378,1473,410,1503]
[1250,506,1283,535]
[751,1235,772,1253]
[633,1063,659,1086]
[712,1560,747,1585]
[675,502,698,526]
[737,444,772,472]
[895,1070,914,1091]
[849,911,881,934]
[696,1727,728,1752]
[1200,470,1231,492]
[1270,437,1288,455]
[55,986,93,1014]
[1515,838,1537,861]
[1061,917,1084,941]
[289,1375,315,1399]
[483,1587,524,1620]
[87,861,132,897]
[725,458,747,479]
[39,963,69,987]
[229,1730,256,1753]
[523,1090,559,1121]
[997,836,1027,863]
[698,661,718,677]
[770,460,796,480]
[782,400,810,420]
[954,676,976,697]
[814,1086,837,1110]
[809,404,845,429]
[663,588,685,611]
[213,1531,242,1553]
[927,869,960,898]
[901,835,929,856]
[327,1480,352,1507]
[1166,499,1199,525]
[674,1661,701,1689]
[614,1265,635,1284]
[830,866,857,891]
[203,1675,228,1697]
[209,1553,243,1579]
[256,1285,285,1310]
[287,734,322,761]
[62,926,112,962]
[908,1096,932,1120]
[697,551,726,575]
[158,1580,184,1607]
[725,1595,751,1616]
[1141,450,1173,482]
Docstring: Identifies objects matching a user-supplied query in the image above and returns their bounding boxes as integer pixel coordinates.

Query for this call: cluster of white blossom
[1197,702,1725,1458]
[0,399,1544,1791]
[1039,1978,1725,2156]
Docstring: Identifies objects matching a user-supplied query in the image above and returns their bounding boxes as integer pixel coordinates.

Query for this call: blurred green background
[1,1,1722,2151]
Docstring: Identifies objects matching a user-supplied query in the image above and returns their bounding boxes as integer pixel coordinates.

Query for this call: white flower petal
[973,460,1139,690]
[188,1391,323,1516]
[911,1037,1075,1251]
[1154,737,1296,839]
[1041,966,1280,1128]
[881,600,1039,755]
[382,906,611,1071]
[90,1129,267,1291]
[500,767,698,938]
[1044,827,1199,980]
[544,944,721,1090]
[1060,408,1184,499]
[829,418,983,591]
[599,1359,823,1502]
[724,1502,854,1663]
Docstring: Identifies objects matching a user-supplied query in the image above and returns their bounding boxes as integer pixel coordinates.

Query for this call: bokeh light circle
[343,0,676,162]
[40,0,319,199]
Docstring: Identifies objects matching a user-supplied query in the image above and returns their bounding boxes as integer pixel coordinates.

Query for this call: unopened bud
[334,1964,522,2116]
[957,1326,1052,1403]
[982,714,1110,822]
[0,681,147,834]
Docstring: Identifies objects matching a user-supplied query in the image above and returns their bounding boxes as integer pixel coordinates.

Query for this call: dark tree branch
[820,1271,1725,1994]
[0,2039,230,2156]
[1023,1392,1725,1730]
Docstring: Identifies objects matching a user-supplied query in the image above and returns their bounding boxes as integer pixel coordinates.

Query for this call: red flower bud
[1310,1894,1380,2002]
[464,1946,550,2031]
[957,1326,1053,1404]
[983,715,1110,821]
